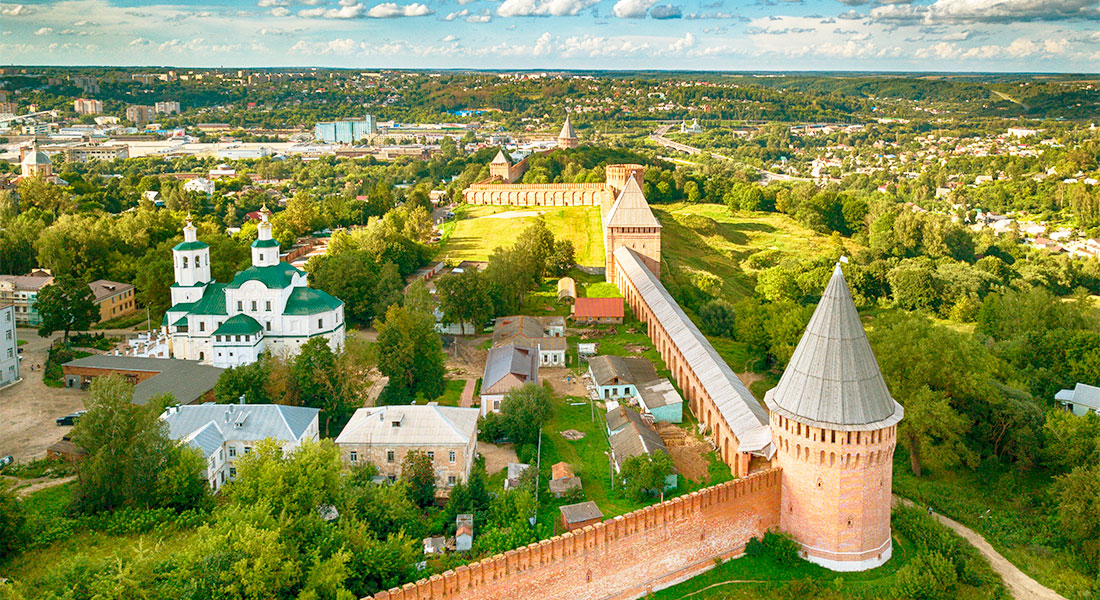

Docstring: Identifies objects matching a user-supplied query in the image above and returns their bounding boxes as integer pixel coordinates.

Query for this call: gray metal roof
[614,247,773,456]
[481,344,539,394]
[558,116,577,140]
[764,264,904,431]
[588,355,659,387]
[559,500,602,524]
[334,405,479,447]
[604,176,661,229]
[1059,383,1100,410]
[161,403,319,455]
[637,379,682,410]
[607,407,670,468]
[64,355,224,406]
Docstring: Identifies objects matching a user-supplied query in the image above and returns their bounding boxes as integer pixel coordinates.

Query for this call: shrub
[744,249,784,270]
[894,551,958,600]
[697,299,737,338]
[676,213,718,235]
[745,530,801,566]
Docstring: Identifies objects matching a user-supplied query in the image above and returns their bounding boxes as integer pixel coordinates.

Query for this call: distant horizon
[3,0,1099,72]
[4,66,1100,76]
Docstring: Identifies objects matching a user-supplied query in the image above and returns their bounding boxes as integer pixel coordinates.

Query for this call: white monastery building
[162,210,345,368]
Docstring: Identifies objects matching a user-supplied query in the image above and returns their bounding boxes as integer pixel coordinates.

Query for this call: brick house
[335,405,479,495]
[571,297,624,324]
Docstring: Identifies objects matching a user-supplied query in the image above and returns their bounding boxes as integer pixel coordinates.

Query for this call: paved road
[897,498,1065,600]
[649,128,810,185]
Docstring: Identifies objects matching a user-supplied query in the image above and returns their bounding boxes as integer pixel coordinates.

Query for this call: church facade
[162,211,345,368]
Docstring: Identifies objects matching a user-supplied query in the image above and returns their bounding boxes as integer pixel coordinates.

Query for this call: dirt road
[3,475,76,497]
[897,498,1065,600]
[0,329,87,463]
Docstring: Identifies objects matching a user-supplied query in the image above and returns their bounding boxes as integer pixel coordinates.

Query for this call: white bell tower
[171,219,211,305]
[251,206,280,267]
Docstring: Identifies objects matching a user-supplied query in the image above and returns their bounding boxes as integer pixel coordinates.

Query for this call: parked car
[0,455,13,468]
[56,410,87,426]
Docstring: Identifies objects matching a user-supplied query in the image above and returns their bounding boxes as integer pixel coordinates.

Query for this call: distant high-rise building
[73,98,103,115]
[0,302,19,387]
[126,105,156,125]
[71,76,100,94]
[314,116,376,144]
[155,101,181,115]
[0,101,17,115]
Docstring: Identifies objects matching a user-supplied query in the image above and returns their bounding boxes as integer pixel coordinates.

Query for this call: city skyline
[1,0,1098,72]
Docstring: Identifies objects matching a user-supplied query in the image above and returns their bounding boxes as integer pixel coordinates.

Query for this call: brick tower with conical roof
[765,261,903,571]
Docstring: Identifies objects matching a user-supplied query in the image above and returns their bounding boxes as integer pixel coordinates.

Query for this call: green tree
[1053,464,1100,569]
[697,299,737,338]
[0,482,26,560]
[293,337,359,437]
[436,269,493,333]
[374,304,446,402]
[496,383,553,447]
[894,551,959,600]
[70,375,209,513]
[400,450,436,508]
[619,450,674,500]
[36,274,100,344]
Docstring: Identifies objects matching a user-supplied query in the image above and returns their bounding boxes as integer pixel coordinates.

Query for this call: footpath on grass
[896,497,1065,600]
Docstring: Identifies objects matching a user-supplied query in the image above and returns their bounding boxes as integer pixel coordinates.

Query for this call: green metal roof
[227,263,303,290]
[173,240,209,251]
[173,316,188,327]
[171,281,210,288]
[188,283,228,316]
[284,287,344,315]
[251,239,280,248]
[213,314,262,336]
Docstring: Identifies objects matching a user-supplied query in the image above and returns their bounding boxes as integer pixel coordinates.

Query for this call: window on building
[183,256,188,268]
[265,300,271,311]
[426,451,434,461]
[386,450,395,463]
[317,318,323,329]
[244,446,251,454]
[251,301,257,311]
[229,467,236,478]
[448,475,456,486]
[229,446,236,457]
[449,451,456,463]
[237,301,243,311]
[265,321,271,332]
[199,322,205,332]
[350,451,357,462]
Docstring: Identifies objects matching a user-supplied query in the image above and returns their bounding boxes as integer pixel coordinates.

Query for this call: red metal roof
[572,297,624,319]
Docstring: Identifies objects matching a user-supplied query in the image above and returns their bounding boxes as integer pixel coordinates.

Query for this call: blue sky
[1,0,1098,71]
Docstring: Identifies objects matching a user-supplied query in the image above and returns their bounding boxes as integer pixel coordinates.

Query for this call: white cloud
[871,0,1100,24]
[299,3,366,18]
[367,3,431,17]
[271,7,290,16]
[442,34,457,42]
[129,37,150,45]
[257,0,288,6]
[649,4,681,18]
[497,0,596,17]
[613,0,656,18]
[291,38,363,55]
[35,27,53,35]
[1,4,33,16]
[667,31,695,51]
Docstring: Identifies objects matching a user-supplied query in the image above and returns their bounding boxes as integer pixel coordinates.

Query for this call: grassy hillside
[438,204,605,267]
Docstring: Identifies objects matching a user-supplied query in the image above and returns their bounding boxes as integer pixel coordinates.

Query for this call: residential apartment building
[0,273,54,326]
[183,177,215,195]
[126,105,156,125]
[160,403,320,492]
[335,405,479,494]
[155,101,181,115]
[0,303,19,387]
[314,116,376,144]
[0,102,17,114]
[73,98,103,115]
[89,279,137,323]
[61,145,129,163]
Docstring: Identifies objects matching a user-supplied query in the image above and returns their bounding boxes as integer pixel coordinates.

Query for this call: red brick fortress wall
[370,470,781,600]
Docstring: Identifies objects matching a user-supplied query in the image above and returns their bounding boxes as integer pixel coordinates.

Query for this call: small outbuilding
[549,461,582,498]
[557,277,576,304]
[559,501,603,532]
[1055,383,1100,416]
[456,514,474,552]
[571,297,624,324]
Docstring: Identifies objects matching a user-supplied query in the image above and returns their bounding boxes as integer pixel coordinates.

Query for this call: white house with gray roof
[335,405,479,495]
[163,210,345,369]
[1055,383,1100,416]
[160,403,320,491]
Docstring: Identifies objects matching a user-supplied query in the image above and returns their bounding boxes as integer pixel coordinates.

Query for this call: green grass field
[654,203,850,304]
[438,204,605,267]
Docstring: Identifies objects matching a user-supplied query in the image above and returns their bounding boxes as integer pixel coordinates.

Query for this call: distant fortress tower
[557,116,578,149]
[765,263,903,571]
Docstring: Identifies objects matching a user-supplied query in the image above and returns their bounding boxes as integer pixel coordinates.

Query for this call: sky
[1,0,1098,71]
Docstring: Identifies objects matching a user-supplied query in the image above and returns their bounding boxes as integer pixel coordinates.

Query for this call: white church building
[162,211,345,368]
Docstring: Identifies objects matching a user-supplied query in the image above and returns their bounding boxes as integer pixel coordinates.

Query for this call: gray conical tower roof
[764,263,903,431]
[558,116,576,140]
